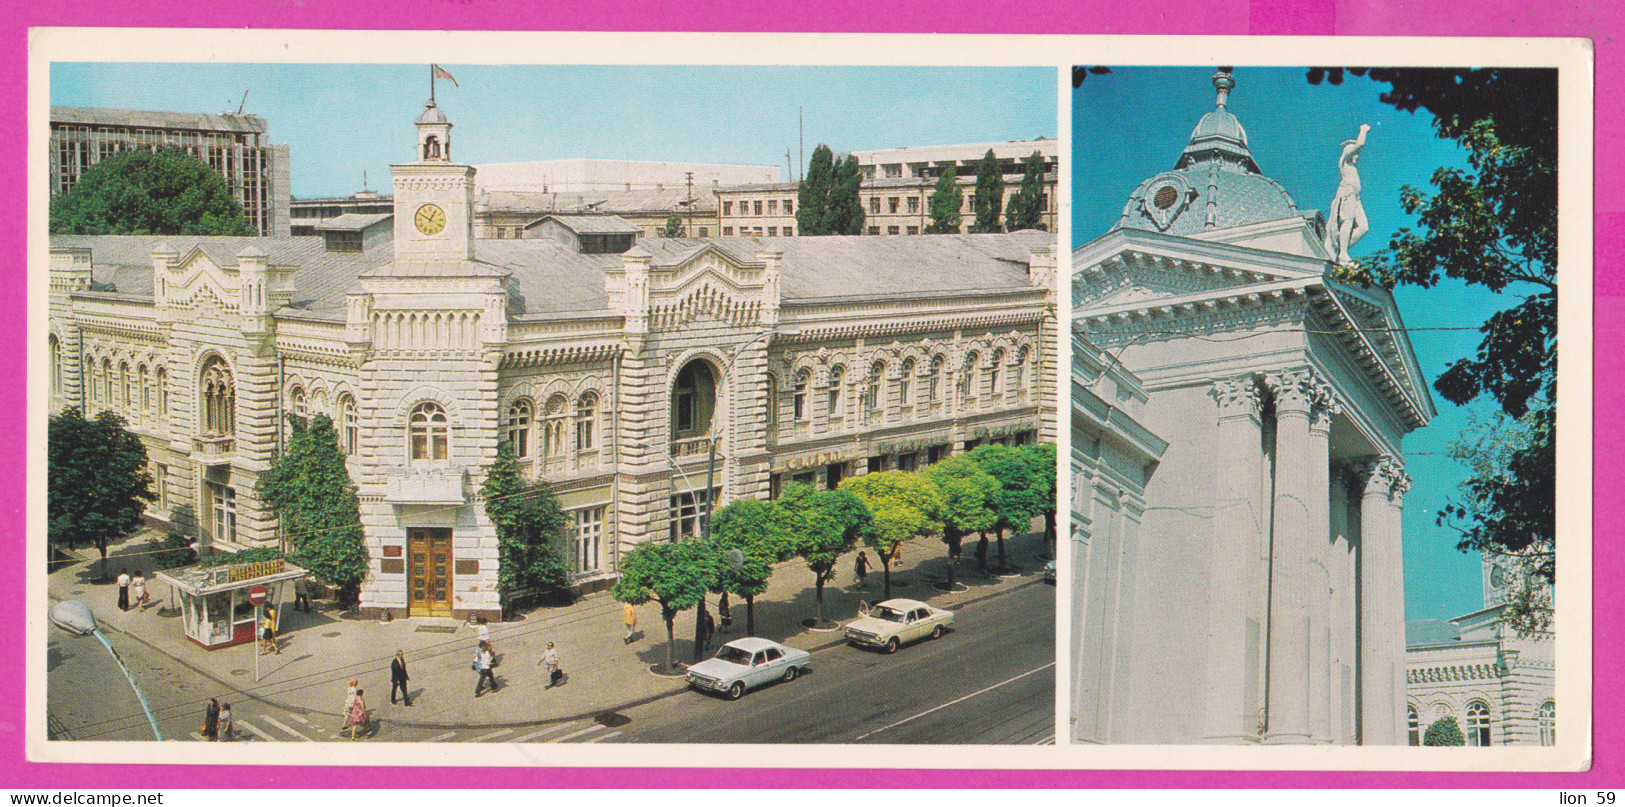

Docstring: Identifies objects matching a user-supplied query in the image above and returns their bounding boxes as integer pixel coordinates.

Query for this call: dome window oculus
[1139,174,1195,231]
[414,203,447,236]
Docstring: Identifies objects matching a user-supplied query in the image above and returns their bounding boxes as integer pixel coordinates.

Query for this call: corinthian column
[1263,368,1315,745]
[1358,456,1403,744]
[1201,375,1264,743]
[1307,386,1339,743]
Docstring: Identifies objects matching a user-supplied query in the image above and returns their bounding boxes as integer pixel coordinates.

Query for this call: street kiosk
[156,557,307,650]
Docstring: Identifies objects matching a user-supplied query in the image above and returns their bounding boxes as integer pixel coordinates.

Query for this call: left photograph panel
[40,59,1061,749]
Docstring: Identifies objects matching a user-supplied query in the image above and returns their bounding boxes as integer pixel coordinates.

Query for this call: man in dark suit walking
[390,650,412,706]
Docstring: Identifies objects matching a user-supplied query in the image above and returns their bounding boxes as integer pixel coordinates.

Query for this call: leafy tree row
[612,442,1055,673]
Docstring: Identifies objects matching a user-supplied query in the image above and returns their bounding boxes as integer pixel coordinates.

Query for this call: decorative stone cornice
[1209,374,1261,420]
[1406,662,1504,684]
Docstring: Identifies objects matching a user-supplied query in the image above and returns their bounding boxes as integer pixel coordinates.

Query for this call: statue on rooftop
[1325,123,1371,265]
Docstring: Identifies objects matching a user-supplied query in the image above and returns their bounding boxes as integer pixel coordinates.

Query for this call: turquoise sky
[1072,66,1521,623]
[50,63,1057,199]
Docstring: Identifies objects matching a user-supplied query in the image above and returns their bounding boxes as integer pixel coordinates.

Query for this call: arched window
[338,394,358,454]
[1015,345,1030,398]
[199,357,235,435]
[864,360,885,413]
[1539,701,1556,746]
[793,370,810,422]
[898,357,915,406]
[507,399,533,457]
[311,389,328,418]
[927,355,944,402]
[138,365,150,412]
[408,402,449,461]
[102,359,114,408]
[576,392,597,451]
[673,361,715,437]
[85,357,97,404]
[960,351,980,404]
[989,348,1004,395]
[765,374,778,427]
[118,361,131,411]
[1407,705,1421,746]
[827,365,845,421]
[48,336,60,397]
[156,367,168,415]
[1466,700,1492,746]
[290,385,308,419]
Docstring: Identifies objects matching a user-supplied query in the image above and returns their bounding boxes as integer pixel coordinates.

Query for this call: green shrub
[1423,716,1466,746]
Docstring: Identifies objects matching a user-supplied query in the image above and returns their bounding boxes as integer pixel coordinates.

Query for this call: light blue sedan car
[686,637,812,700]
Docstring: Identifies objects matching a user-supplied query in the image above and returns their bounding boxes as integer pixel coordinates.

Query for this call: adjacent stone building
[49,99,1057,623]
[1071,70,1435,745]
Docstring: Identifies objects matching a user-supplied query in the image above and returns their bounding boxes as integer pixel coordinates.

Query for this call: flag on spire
[432,64,458,87]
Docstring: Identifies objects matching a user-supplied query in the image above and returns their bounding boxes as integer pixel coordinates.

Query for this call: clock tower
[392,99,476,261]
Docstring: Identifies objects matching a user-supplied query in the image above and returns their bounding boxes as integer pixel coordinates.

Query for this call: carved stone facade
[1071,70,1435,745]
[48,101,1056,623]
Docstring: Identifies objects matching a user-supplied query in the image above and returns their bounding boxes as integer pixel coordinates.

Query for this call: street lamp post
[698,329,790,542]
[49,600,164,741]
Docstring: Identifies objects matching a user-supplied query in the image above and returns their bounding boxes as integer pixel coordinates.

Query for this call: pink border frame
[8,0,1615,788]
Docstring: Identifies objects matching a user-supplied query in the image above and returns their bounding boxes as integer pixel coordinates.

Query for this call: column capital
[1356,455,1405,497]
[1209,375,1262,420]
[1264,367,1319,415]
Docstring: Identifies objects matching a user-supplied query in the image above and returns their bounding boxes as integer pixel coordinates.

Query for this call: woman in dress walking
[129,571,148,611]
[344,688,368,739]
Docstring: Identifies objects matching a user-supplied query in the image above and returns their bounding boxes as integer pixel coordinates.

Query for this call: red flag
[432,64,458,87]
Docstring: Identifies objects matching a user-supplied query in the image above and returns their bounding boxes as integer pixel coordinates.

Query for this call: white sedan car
[844,598,955,654]
[686,637,812,700]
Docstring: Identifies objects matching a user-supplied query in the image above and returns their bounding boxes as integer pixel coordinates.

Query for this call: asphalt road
[605,578,1056,744]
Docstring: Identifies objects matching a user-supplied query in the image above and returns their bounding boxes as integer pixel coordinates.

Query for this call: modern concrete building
[1071,70,1435,745]
[472,158,778,195]
[851,138,1057,183]
[474,186,718,240]
[290,191,392,236]
[50,106,292,237]
[49,99,1057,623]
[715,172,1058,237]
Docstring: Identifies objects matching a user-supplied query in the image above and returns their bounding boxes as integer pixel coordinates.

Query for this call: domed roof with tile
[1117,69,1301,237]
[415,100,449,125]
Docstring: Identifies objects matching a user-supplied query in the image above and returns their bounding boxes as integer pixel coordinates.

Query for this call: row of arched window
[1407,700,1555,746]
[778,345,1033,428]
[76,351,172,427]
[286,384,361,454]
[502,393,601,462]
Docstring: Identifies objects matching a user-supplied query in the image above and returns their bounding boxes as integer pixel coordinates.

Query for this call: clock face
[414,203,447,236]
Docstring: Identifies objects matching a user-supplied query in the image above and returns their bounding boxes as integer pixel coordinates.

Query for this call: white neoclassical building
[1071,70,1436,745]
[48,99,1057,624]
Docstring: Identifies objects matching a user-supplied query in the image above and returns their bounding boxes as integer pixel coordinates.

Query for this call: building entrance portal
[408,528,453,617]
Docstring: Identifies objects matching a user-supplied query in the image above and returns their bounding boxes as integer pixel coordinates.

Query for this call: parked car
[1044,559,1057,583]
[686,637,812,700]
[844,598,955,654]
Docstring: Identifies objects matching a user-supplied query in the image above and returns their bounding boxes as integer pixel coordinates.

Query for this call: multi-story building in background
[289,190,393,236]
[49,106,292,237]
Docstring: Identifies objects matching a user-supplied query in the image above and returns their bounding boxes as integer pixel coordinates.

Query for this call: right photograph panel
[1069,66,1557,747]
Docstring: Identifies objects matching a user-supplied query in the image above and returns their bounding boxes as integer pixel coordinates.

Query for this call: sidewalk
[46,525,1053,732]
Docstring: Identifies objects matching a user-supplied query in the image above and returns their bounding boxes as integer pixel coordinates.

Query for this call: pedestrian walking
[130,571,149,610]
[343,679,358,728]
[473,640,498,697]
[699,608,716,653]
[200,698,219,742]
[476,617,494,658]
[116,569,131,612]
[854,552,870,590]
[294,575,311,613]
[539,642,562,689]
[260,607,279,655]
[622,601,638,644]
[218,702,234,742]
[974,535,989,575]
[344,688,368,739]
[892,544,905,569]
[717,592,732,634]
[390,650,412,706]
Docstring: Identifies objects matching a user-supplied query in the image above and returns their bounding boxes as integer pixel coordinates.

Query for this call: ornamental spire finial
[1213,67,1235,109]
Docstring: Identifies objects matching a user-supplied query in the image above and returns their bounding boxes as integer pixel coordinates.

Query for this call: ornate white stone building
[1071,70,1435,745]
[1405,558,1555,746]
[48,100,1057,622]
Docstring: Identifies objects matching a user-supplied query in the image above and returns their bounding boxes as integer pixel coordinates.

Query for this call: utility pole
[685,171,695,237]
[798,107,804,182]
[785,149,793,183]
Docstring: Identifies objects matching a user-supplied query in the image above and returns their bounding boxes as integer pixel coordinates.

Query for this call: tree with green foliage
[1023,442,1060,556]
[969,149,1005,234]
[611,539,722,673]
[923,456,998,590]
[1309,68,1557,598]
[661,214,684,238]
[48,409,155,579]
[968,443,1046,570]
[778,483,871,627]
[257,414,367,606]
[481,442,572,611]
[1004,151,1049,232]
[925,167,963,234]
[796,144,836,236]
[708,499,795,637]
[1423,716,1466,746]
[50,147,255,236]
[840,471,944,600]
[825,154,866,235]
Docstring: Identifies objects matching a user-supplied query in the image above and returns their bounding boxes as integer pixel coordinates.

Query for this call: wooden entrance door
[408,528,453,617]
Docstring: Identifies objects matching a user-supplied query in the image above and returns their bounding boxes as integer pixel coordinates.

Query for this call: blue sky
[1073,66,1517,623]
[50,63,1057,199]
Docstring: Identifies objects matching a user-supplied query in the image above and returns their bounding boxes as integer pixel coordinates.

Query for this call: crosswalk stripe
[512,723,580,743]
[289,713,312,724]
[259,715,314,741]
[238,720,276,742]
[471,728,514,742]
[421,732,458,743]
[551,724,605,743]
[585,731,622,743]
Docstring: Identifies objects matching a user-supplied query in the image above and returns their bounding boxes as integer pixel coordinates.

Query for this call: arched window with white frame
[1539,701,1556,746]
[101,358,113,406]
[827,365,845,422]
[1015,345,1030,398]
[898,357,915,406]
[199,357,235,436]
[543,395,568,458]
[575,392,598,451]
[338,394,358,454]
[989,348,1004,396]
[49,335,60,398]
[138,364,150,413]
[290,385,308,419]
[408,402,449,462]
[119,361,132,411]
[864,360,885,415]
[1407,705,1421,746]
[1466,700,1492,746]
[927,355,943,402]
[156,367,169,415]
[507,399,533,458]
[960,351,980,404]
[793,369,810,422]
